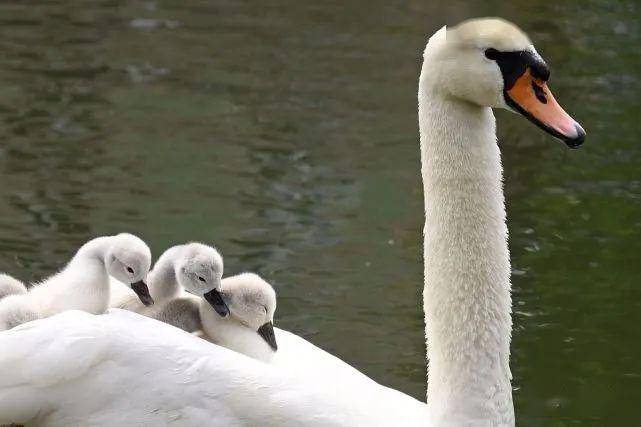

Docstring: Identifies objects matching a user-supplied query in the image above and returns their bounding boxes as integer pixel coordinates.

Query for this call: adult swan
[0,18,584,427]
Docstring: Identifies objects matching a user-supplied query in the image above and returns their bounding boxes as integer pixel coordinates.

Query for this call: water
[0,1,639,424]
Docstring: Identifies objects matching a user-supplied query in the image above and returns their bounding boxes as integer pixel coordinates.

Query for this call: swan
[0,233,153,331]
[109,242,225,319]
[125,272,278,362]
[419,19,583,425]
[0,18,585,426]
[0,273,27,300]
[200,272,278,361]
[111,245,277,361]
[198,273,277,360]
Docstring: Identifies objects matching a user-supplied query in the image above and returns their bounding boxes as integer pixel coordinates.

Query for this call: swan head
[422,17,585,148]
[105,233,154,306]
[174,242,224,300]
[213,273,278,351]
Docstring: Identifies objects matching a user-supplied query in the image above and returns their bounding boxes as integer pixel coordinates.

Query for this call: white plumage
[110,242,224,326]
[198,273,277,362]
[0,233,152,331]
[0,310,428,426]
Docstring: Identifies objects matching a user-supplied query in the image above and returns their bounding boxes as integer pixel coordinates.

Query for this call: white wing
[273,327,427,417]
[0,310,427,426]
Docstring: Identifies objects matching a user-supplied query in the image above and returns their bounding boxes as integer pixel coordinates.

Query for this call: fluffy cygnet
[110,242,225,330]
[200,272,278,362]
[0,233,152,331]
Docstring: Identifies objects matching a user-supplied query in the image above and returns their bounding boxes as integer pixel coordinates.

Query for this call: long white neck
[71,236,112,267]
[147,246,184,303]
[34,237,113,316]
[419,47,514,425]
[66,237,111,288]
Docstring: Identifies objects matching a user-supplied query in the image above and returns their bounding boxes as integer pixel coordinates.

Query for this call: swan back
[0,310,427,426]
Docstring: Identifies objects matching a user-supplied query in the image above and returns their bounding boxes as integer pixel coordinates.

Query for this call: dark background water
[0,1,638,425]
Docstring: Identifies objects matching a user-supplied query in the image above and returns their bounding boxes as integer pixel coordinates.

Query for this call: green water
[0,1,639,425]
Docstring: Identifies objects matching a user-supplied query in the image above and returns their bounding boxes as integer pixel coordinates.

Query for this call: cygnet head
[213,273,278,351]
[175,242,224,296]
[105,233,153,306]
[422,17,585,148]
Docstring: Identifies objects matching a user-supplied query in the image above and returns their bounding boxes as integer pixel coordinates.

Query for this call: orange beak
[505,69,585,148]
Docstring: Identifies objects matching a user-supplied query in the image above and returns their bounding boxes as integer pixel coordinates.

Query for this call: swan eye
[484,48,499,60]
[198,276,206,283]
[126,266,134,274]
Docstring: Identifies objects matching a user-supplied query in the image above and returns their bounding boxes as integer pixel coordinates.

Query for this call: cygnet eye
[198,276,206,283]
[126,266,134,274]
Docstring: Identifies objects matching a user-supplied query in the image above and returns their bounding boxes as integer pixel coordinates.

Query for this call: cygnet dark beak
[203,288,230,317]
[131,280,154,306]
[257,321,277,351]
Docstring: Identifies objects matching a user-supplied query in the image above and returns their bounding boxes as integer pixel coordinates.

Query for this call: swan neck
[419,80,514,424]
[148,245,184,303]
[72,236,113,267]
